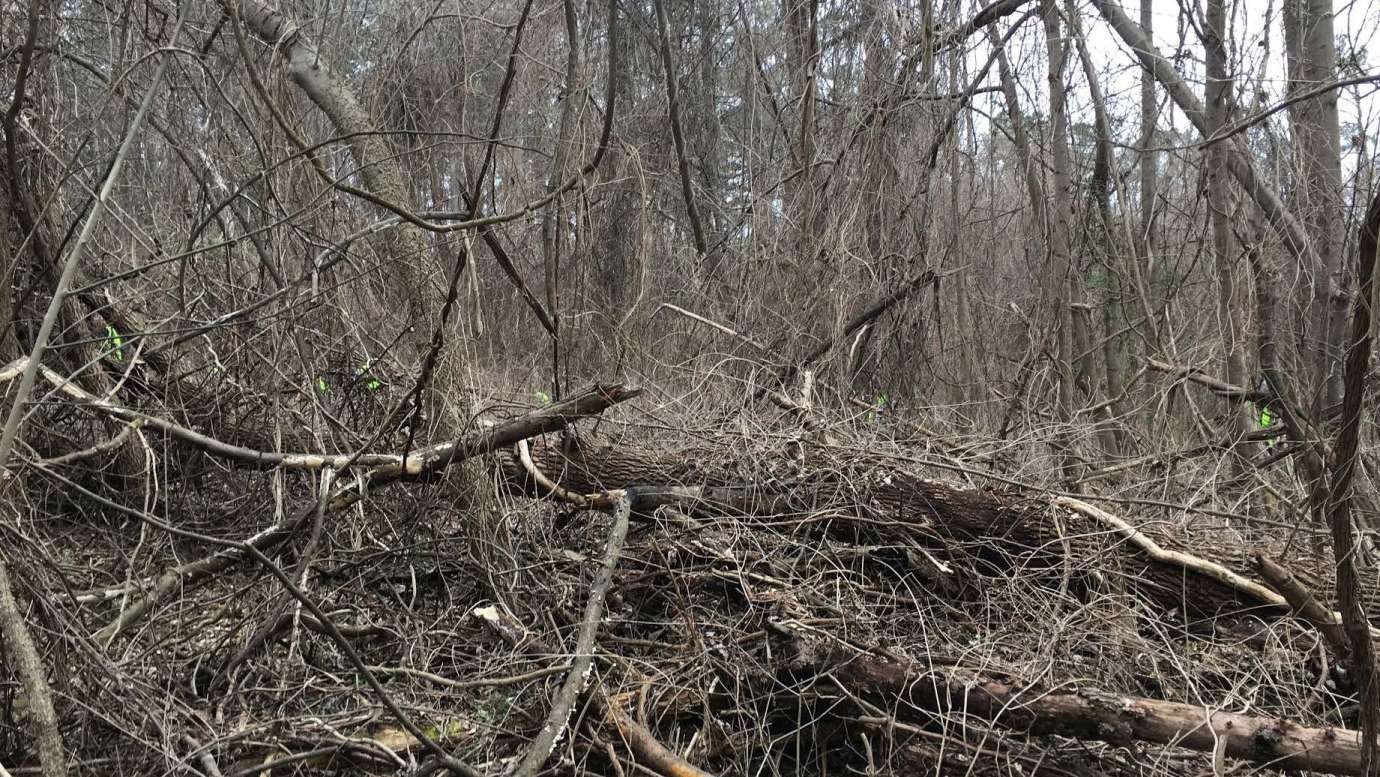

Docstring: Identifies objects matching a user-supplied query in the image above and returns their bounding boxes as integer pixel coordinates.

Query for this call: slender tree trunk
[1070,7,1127,457]
[1206,0,1249,464]
[694,0,724,238]
[1041,0,1082,485]
[1325,188,1380,774]
[989,26,1045,251]
[784,0,820,262]
[654,0,710,262]
[543,0,582,398]
[1138,0,1161,335]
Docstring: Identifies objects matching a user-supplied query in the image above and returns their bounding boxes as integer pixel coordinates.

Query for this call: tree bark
[1138,0,1160,330]
[1323,187,1380,771]
[1205,0,1250,464]
[801,641,1371,776]
[1283,0,1347,416]
[1040,0,1082,486]
[503,436,1377,626]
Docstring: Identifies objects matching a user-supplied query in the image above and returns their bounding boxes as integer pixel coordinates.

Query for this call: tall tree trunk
[1070,5,1128,457]
[1324,187,1380,774]
[1138,0,1161,337]
[654,0,710,262]
[1041,0,1082,486]
[694,0,724,239]
[1283,0,1347,419]
[1206,0,1249,464]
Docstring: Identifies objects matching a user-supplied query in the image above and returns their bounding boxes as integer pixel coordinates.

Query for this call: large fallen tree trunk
[502,436,1376,628]
[792,635,1366,775]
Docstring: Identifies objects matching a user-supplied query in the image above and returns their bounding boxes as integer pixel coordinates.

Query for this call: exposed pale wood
[1054,497,1283,609]
[1256,553,1349,658]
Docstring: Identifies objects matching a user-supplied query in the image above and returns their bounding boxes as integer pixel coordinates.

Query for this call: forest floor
[1,386,1366,776]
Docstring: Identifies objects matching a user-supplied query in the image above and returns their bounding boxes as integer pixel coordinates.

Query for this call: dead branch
[474,604,719,777]
[654,303,773,354]
[93,384,639,643]
[1054,497,1284,609]
[0,357,400,470]
[0,555,65,777]
[1146,358,1272,404]
[605,699,716,777]
[764,268,938,395]
[513,495,631,777]
[1256,553,1350,659]
[934,0,1034,51]
[3,359,638,480]
[327,383,642,511]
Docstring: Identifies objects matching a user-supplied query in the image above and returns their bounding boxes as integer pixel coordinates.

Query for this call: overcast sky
[970,0,1378,165]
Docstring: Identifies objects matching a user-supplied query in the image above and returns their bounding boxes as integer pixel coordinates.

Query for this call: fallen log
[501,436,1378,628]
[801,638,1364,775]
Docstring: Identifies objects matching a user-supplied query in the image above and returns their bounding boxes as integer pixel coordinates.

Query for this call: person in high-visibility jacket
[105,326,124,361]
[1259,404,1275,448]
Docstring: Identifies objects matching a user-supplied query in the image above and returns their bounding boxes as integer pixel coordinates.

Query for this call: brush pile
[0,378,1371,776]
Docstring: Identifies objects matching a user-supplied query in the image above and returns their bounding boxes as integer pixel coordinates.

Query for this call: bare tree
[1206,0,1249,463]
[1283,0,1348,416]
[3,0,1380,773]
